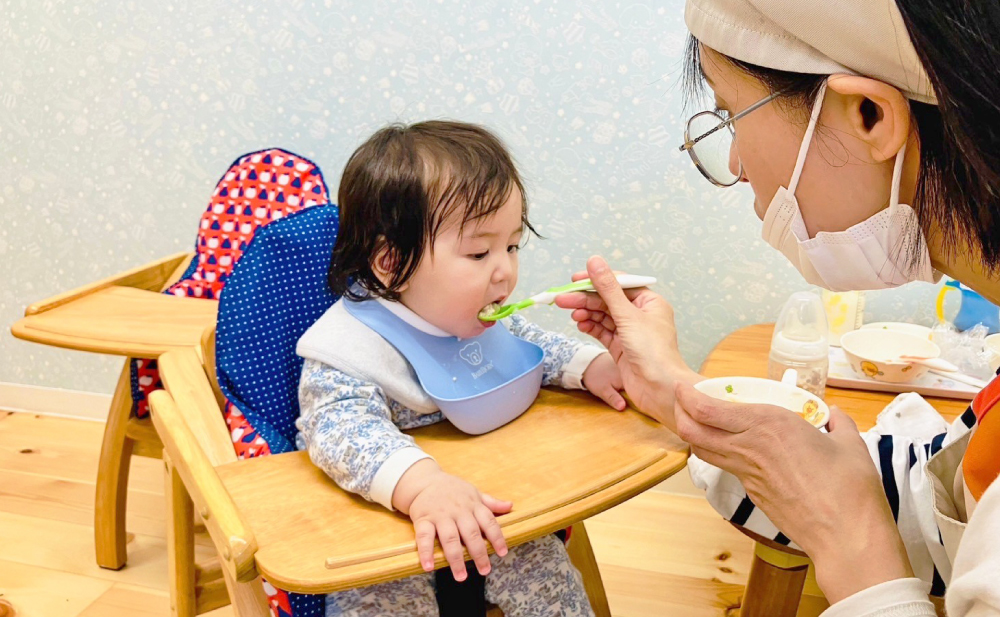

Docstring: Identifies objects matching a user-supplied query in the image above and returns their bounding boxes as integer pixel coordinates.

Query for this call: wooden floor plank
[0,558,114,617]
[0,468,167,539]
[0,509,217,593]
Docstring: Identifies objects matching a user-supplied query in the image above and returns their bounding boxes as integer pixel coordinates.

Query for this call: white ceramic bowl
[694,376,830,428]
[986,333,1000,375]
[840,329,942,384]
[860,321,933,340]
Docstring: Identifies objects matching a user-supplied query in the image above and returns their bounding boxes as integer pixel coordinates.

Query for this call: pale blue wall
[0,0,941,394]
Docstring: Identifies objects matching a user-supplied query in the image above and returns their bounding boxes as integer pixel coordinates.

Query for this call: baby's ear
[372,238,409,292]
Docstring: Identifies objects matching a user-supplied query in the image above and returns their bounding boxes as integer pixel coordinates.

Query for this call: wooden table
[701,324,969,428]
[700,324,967,617]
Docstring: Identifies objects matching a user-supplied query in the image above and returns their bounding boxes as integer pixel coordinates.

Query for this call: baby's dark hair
[329,120,538,301]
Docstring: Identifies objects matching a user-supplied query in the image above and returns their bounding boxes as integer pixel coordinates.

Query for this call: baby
[295,120,624,616]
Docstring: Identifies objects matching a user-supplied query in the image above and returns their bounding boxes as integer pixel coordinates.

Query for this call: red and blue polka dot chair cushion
[130,148,330,419]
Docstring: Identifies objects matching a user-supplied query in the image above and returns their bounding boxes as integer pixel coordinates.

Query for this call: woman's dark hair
[684,0,1000,271]
[329,120,537,301]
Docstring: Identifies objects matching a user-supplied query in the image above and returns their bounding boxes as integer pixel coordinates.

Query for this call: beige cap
[685,0,937,104]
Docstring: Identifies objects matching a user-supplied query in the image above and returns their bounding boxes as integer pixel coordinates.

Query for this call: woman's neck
[928,225,1000,305]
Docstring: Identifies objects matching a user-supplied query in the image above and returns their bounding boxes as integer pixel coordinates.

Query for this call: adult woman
[557,0,1000,615]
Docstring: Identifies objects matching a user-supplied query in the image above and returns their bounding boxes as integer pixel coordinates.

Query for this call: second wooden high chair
[8,148,332,571]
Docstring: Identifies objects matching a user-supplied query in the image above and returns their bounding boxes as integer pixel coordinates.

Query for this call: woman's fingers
[586,256,636,316]
[554,291,609,311]
[825,405,863,444]
[674,382,758,433]
[436,519,468,581]
[414,519,438,572]
[672,395,737,454]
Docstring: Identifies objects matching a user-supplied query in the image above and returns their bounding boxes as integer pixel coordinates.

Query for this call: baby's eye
[471,251,489,260]
[507,244,520,254]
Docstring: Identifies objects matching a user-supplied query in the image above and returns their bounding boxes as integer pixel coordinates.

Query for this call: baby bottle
[767,291,829,399]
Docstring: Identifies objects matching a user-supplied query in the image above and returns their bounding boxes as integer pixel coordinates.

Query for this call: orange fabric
[964,374,1000,501]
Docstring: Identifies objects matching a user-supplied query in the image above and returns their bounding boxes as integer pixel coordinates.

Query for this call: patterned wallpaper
[0,0,941,396]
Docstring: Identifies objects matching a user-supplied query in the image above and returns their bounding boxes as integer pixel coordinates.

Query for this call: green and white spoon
[478,274,657,322]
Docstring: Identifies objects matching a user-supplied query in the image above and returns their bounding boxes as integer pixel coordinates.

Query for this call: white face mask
[761,81,937,292]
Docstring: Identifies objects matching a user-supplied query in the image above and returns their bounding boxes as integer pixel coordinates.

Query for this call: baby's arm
[296,359,431,510]
[297,359,511,579]
[505,314,625,409]
[504,314,605,388]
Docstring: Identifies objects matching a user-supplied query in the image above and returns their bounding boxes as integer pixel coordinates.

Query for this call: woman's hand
[555,256,701,425]
[582,353,627,410]
[393,459,511,580]
[674,383,914,603]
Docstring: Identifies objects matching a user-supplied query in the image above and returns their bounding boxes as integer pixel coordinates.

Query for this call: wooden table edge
[255,448,689,594]
[9,318,204,357]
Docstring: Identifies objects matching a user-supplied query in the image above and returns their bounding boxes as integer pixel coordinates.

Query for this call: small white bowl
[694,376,830,428]
[986,333,1000,375]
[840,329,942,384]
[861,321,933,340]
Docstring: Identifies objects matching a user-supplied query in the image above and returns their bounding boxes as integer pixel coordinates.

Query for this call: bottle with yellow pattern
[767,291,829,399]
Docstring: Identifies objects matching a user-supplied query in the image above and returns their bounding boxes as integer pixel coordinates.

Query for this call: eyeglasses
[678,91,782,187]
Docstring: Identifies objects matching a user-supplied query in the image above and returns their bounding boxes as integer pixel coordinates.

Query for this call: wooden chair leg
[165,455,197,617]
[738,541,810,617]
[566,522,611,617]
[220,568,270,617]
[95,360,136,570]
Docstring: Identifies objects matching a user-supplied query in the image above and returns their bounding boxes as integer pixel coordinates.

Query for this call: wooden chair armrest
[25,251,195,316]
[149,388,258,583]
[157,348,238,466]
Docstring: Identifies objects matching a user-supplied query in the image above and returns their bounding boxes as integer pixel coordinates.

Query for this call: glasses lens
[688,112,739,186]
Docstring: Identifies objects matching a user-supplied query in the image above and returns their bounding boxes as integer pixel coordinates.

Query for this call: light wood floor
[0,408,772,617]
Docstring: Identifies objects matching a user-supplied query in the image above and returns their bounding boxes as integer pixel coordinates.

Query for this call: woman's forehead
[697,45,771,107]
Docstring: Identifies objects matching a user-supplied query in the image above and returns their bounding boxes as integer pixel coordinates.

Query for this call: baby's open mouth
[477,296,508,324]
[478,302,501,320]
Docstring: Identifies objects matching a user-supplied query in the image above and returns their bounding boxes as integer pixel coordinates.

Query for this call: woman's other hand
[674,383,915,603]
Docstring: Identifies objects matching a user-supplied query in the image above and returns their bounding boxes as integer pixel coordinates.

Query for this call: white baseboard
[0,382,112,422]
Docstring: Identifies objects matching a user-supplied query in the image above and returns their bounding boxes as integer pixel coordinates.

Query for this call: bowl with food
[693,372,830,428]
[840,329,943,384]
[860,321,933,340]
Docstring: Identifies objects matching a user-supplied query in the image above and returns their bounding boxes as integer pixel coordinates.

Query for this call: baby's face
[398,190,524,338]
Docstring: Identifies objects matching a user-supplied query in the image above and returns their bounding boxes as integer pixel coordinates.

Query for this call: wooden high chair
[9,252,218,571]
[8,148,332,573]
[150,336,690,616]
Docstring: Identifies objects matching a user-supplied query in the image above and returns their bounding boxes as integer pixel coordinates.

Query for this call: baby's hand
[583,353,627,410]
[394,460,511,581]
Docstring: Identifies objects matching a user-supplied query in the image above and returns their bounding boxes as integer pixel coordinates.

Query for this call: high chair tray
[214,388,688,594]
[11,286,217,357]
[828,346,980,400]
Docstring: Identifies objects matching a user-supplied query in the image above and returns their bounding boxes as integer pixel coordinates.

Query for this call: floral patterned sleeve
[504,314,606,389]
[295,359,430,509]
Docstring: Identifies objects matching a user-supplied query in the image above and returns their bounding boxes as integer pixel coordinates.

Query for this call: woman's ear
[372,239,409,292]
[826,74,910,163]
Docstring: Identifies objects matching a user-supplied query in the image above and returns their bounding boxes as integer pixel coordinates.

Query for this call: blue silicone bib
[344,299,545,434]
